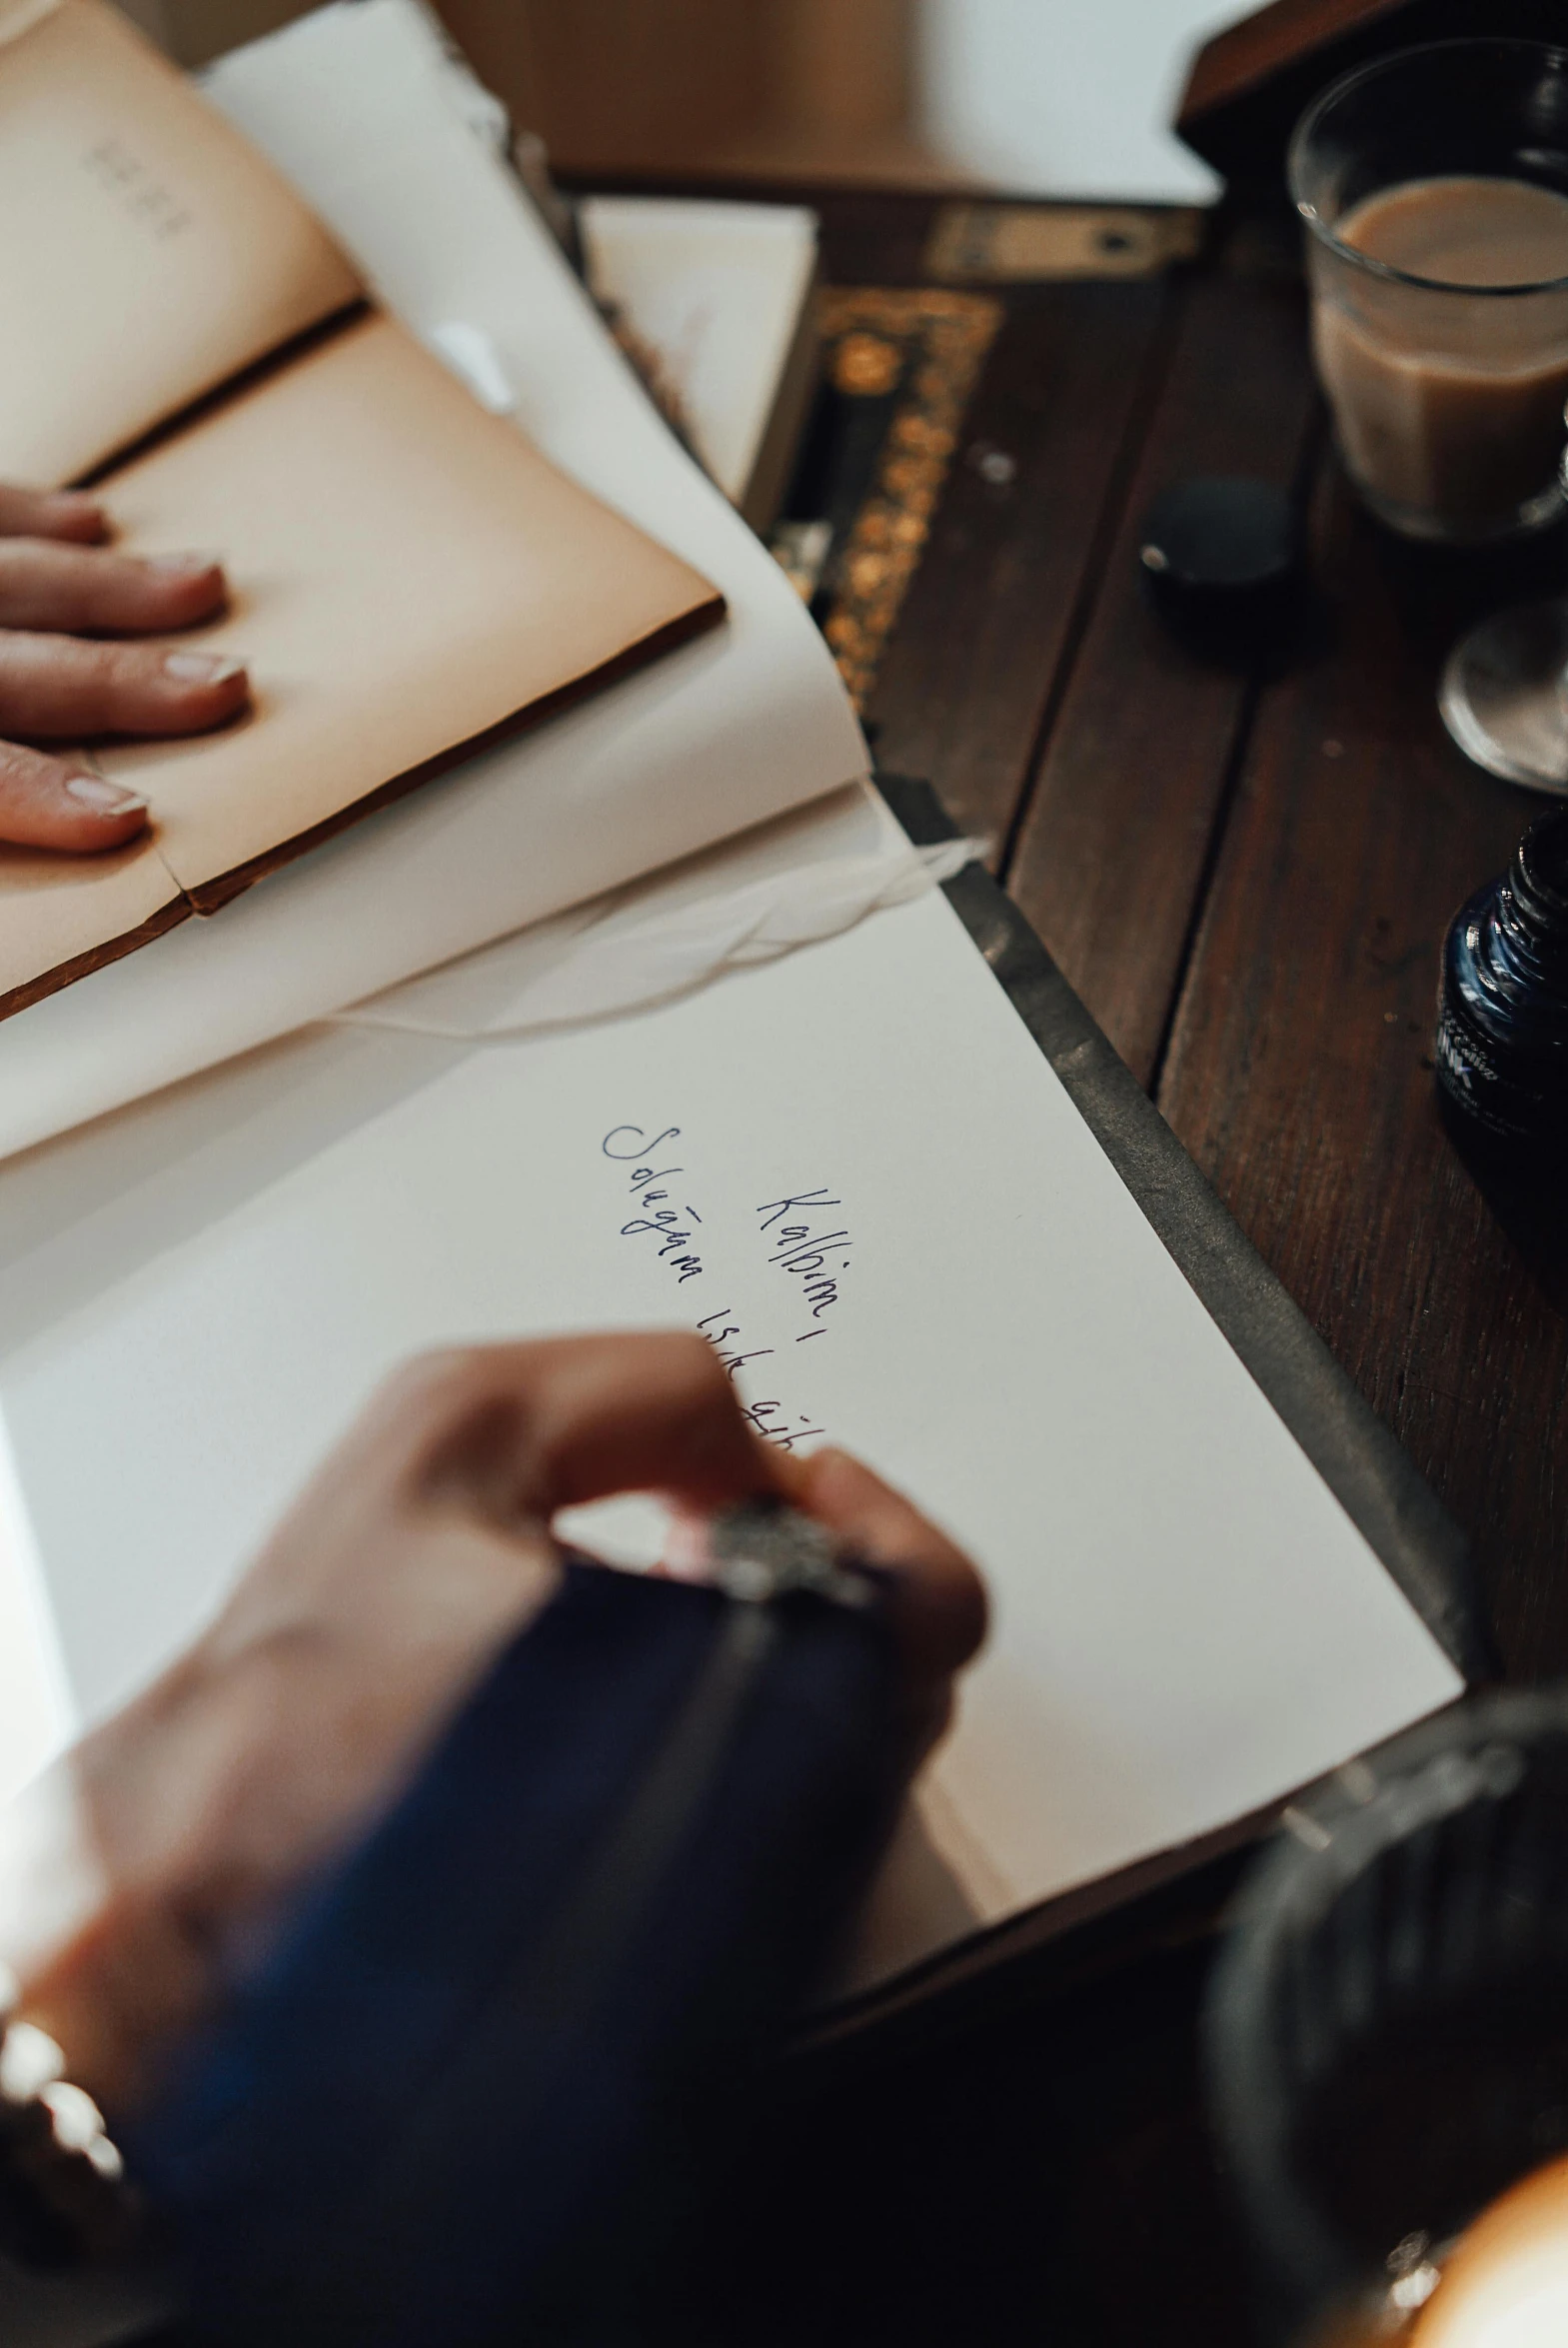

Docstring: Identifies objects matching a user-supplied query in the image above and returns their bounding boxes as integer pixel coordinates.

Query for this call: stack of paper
[0,0,1463,2011]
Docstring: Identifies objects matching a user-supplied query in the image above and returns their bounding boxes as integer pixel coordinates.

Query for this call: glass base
[1352,470,1567,548]
[1440,599,1568,793]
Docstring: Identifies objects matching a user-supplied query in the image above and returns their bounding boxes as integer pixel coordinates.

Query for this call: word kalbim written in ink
[756,1187,851,1335]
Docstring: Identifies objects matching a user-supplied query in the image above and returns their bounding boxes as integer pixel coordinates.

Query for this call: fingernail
[164,652,246,684]
[65,776,148,816]
[145,552,222,575]
[43,492,107,540]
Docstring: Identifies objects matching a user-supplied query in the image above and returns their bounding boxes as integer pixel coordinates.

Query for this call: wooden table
[557,178,1568,2346]
[835,189,1568,1689]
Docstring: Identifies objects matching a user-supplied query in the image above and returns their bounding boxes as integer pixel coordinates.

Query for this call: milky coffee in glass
[1291,44,1568,544]
[1314,178,1568,539]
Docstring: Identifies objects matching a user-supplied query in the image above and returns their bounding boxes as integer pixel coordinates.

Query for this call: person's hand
[0,1333,985,2118]
[0,484,249,853]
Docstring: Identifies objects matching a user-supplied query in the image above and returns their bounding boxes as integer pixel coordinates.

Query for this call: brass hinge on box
[925,202,1206,284]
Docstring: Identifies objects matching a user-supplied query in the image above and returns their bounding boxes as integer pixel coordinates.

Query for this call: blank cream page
[0,880,1462,1979]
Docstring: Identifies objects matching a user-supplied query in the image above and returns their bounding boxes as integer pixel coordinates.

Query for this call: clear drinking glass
[1206,1690,1568,2346]
[1438,563,1568,792]
[1289,41,1568,547]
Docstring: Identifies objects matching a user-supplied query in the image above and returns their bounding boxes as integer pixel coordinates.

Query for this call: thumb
[0,740,147,852]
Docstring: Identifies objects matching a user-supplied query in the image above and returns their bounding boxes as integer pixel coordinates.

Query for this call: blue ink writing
[755,1187,851,1323]
[696,1306,774,1380]
[605,1124,703,1284]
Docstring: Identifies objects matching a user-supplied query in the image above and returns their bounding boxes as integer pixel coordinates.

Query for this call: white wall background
[917,0,1257,203]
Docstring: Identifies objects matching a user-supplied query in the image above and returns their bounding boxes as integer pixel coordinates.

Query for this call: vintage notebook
[0,780,1471,2023]
[0,0,725,1022]
[0,0,1471,2008]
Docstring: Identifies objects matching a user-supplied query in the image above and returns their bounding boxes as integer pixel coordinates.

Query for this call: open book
[0,0,724,1021]
[0,0,1466,2017]
[0,785,1467,2020]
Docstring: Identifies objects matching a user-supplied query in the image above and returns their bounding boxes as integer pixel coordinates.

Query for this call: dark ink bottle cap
[1138,475,1301,661]
[1436,804,1568,1161]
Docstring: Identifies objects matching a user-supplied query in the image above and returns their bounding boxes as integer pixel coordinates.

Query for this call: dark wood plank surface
[1003,244,1316,1083]
[825,190,1566,1680]
[1159,471,1568,1677]
[750,185,1563,2348]
[865,277,1170,850]
[539,175,1566,2347]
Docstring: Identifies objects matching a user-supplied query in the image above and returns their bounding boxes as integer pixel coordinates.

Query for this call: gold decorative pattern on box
[810,287,1002,713]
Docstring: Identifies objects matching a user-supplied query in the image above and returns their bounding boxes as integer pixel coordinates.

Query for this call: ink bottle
[1435,803,1568,1160]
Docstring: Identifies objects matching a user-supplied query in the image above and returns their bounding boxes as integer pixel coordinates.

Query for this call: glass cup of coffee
[1290,41,1568,545]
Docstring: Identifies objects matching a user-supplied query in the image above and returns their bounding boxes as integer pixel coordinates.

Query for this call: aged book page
[0,312,726,1017]
[0,0,362,486]
[99,311,727,908]
[0,841,183,1014]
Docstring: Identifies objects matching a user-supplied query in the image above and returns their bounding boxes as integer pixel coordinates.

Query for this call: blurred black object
[1436,801,1568,1162]
[1138,477,1302,665]
[1206,1689,1568,2344]
[1176,0,1568,195]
